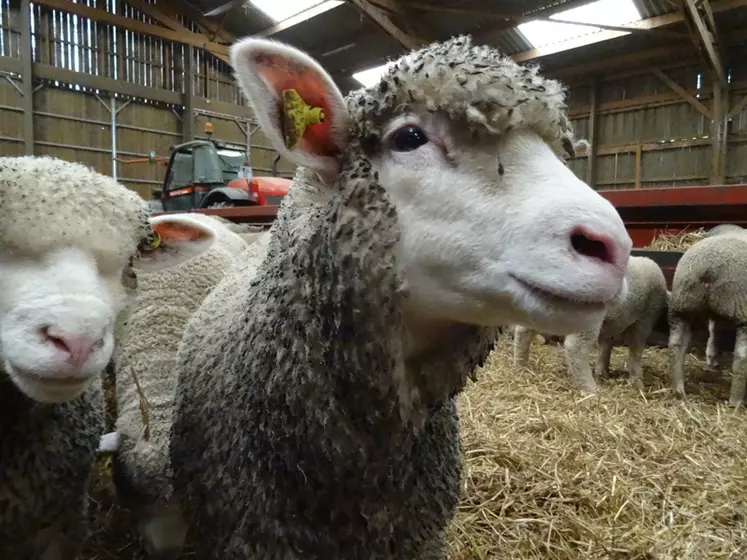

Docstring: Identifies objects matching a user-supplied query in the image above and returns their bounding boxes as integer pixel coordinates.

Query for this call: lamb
[669,224,747,405]
[109,212,265,558]
[0,155,155,558]
[514,256,667,391]
[168,35,633,558]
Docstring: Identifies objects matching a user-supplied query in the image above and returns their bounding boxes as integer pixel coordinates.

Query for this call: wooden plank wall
[565,62,747,190]
[0,0,296,198]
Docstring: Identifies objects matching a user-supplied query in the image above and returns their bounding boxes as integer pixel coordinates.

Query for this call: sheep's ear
[230,37,350,183]
[133,214,217,273]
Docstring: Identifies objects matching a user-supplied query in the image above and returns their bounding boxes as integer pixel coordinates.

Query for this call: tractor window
[193,144,224,184]
[166,152,193,191]
[216,148,246,182]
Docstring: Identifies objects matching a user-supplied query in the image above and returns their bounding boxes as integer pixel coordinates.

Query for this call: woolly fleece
[112,215,250,508]
[0,155,154,557]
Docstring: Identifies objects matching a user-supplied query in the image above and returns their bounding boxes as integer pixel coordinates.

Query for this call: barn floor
[81,336,747,559]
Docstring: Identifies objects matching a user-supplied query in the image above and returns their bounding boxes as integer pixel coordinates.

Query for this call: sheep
[0,155,155,558]
[669,224,747,405]
[109,212,264,558]
[514,256,668,392]
[168,35,633,558]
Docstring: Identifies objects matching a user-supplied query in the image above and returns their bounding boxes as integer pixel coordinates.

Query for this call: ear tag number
[282,88,325,150]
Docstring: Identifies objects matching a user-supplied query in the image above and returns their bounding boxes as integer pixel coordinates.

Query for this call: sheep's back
[670,235,747,321]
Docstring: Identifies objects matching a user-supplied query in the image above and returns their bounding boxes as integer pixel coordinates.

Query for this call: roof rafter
[681,0,727,86]
[348,0,427,50]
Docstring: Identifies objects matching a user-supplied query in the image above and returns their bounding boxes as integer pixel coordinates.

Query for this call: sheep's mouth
[510,274,607,309]
[13,367,89,387]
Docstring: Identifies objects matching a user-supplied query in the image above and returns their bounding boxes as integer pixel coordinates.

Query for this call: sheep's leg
[513,325,534,368]
[35,508,87,560]
[563,331,597,393]
[139,505,188,559]
[706,319,719,368]
[668,317,692,399]
[595,338,613,378]
[729,326,747,407]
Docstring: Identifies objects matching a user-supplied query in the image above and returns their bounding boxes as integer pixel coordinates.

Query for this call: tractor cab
[153,122,291,213]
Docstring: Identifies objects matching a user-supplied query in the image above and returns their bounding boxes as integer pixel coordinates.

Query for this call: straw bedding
[79,335,747,559]
[646,228,708,251]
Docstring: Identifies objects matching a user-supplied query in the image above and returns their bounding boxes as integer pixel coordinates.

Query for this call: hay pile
[446,337,747,560]
[78,337,747,559]
[646,228,707,251]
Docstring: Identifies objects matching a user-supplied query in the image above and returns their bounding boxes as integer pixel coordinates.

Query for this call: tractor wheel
[206,200,234,209]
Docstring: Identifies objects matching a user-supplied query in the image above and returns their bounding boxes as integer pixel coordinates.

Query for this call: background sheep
[169,35,632,558]
[515,256,668,392]
[110,212,263,558]
[669,224,747,405]
[0,155,154,558]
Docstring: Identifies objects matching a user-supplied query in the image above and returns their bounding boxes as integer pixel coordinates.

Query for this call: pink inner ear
[252,52,341,158]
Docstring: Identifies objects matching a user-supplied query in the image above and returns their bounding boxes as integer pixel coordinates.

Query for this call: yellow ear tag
[146,231,161,251]
[281,89,326,150]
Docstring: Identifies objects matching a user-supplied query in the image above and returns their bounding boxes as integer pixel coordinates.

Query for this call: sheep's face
[0,245,134,404]
[369,111,632,334]
[229,37,633,337]
[0,156,156,404]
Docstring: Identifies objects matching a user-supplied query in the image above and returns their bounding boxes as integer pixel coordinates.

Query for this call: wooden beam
[20,0,34,154]
[348,0,426,50]
[260,0,343,36]
[159,0,235,43]
[634,144,642,189]
[649,67,712,119]
[711,80,728,184]
[34,0,230,61]
[508,0,747,64]
[407,2,686,37]
[183,44,195,142]
[586,78,598,187]
[683,0,727,86]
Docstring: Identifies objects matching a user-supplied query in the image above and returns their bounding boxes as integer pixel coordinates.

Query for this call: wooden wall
[565,60,747,190]
[0,0,295,198]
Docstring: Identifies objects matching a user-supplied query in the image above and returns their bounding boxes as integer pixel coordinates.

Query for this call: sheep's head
[0,156,157,403]
[230,36,632,336]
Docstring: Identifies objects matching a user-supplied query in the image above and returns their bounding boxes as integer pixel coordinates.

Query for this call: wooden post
[585,78,598,187]
[183,44,194,142]
[20,0,34,154]
[711,76,727,185]
[634,144,642,189]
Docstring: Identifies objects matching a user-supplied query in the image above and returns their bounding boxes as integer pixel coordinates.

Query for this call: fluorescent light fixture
[517,0,642,48]
[352,60,397,88]
[250,0,342,23]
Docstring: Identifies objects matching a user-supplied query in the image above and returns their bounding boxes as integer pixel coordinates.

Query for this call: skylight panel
[517,0,642,49]
[352,60,397,88]
[250,0,342,23]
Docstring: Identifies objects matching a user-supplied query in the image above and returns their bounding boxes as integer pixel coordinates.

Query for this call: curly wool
[347,35,579,159]
[0,156,153,263]
[171,134,496,558]
[112,217,251,508]
[0,156,153,557]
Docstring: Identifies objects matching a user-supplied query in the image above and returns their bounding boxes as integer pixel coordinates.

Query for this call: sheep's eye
[391,125,428,152]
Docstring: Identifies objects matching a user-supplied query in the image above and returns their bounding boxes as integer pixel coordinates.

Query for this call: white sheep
[0,155,155,558]
[514,255,668,392]
[109,212,264,558]
[168,35,633,558]
[669,224,747,405]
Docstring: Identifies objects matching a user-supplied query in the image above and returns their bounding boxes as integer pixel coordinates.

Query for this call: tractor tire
[206,200,234,209]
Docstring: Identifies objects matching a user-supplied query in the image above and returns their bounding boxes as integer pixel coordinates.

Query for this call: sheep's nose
[569,225,629,270]
[41,326,103,368]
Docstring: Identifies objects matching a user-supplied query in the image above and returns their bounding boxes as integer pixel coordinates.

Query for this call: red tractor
[147,124,291,214]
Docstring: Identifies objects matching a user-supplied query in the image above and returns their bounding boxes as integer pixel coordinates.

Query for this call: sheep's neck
[402,312,483,408]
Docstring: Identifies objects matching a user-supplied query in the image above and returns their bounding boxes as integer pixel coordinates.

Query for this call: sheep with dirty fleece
[514,256,668,392]
[669,223,747,405]
[109,212,262,559]
[0,155,155,558]
[169,35,632,559]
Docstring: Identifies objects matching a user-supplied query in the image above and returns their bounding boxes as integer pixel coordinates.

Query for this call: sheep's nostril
[40,325,70,353]
[570,226,616,266]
